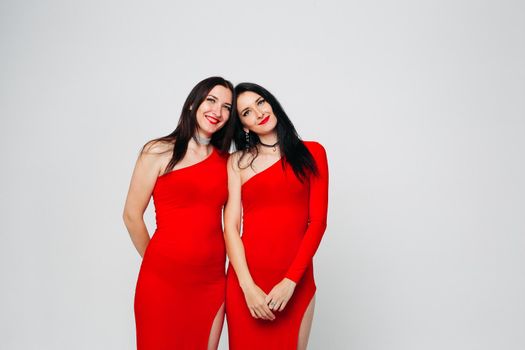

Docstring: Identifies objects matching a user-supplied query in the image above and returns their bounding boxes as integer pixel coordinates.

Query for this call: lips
[258,115,270,125]
[205,115,220,125]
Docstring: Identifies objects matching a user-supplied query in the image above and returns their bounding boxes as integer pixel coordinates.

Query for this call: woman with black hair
[123,76,233,350]
[224,83,329,349]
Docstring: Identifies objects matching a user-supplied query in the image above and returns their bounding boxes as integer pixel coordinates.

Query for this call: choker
[193,134,211,145]
[259,141,279,152]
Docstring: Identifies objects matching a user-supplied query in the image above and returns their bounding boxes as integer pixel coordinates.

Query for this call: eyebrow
[240,106,250,115]
[240,96,263,114]
[208,94,232,108]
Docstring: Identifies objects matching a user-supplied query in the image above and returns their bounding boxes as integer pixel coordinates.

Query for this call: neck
[258,132,278,146]
[257,132,280,155]
[193,131,212,146]
[188,138,212,154]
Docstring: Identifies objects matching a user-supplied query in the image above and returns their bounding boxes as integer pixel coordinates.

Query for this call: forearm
[224,229,255,290]
[123,215,150,257]
[285,221,327,282]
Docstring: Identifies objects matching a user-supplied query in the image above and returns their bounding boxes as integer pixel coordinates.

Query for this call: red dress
[134,149,228,350]
[226,141,329,350]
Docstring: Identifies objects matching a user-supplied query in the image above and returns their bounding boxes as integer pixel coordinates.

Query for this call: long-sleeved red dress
[226,141,329,350]
[134,148,228,349]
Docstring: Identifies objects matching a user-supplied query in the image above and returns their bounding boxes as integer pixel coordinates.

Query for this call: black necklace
[259,141,279,152]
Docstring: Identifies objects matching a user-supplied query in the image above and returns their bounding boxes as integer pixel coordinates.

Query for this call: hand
[265,278,297,312]
[242,283,276,321]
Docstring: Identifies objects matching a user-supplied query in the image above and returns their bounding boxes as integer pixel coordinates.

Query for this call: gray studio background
[1,0,524,349]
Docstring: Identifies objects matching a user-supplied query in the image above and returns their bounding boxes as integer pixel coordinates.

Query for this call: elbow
[223,226,234,241]
[223,224,240,241]
[122,209,139,228]
[309,219,327,232]
[318,221,327,234]
[122,210,128,224]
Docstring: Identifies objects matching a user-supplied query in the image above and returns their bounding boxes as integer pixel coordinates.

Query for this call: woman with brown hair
[123,76,234,349]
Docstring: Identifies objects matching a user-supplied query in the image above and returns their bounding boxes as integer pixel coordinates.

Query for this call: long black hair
[142,76,234,173]
[231,82,318,181]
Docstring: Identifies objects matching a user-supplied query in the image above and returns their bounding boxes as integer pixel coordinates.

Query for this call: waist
[147,229,226,265]
[242,212,308,235]
[155,209,223,232]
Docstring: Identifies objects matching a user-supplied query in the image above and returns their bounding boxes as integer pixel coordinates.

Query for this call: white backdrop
[1,0,524,349]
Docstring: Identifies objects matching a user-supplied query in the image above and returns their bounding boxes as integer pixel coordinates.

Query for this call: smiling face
[195,85,233,137]
[236,91,277,136]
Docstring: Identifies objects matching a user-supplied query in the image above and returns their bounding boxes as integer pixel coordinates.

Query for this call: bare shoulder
[229,150,256,171]
[227,151,243,172]
[142,139,173,156]
[135,140,173,177]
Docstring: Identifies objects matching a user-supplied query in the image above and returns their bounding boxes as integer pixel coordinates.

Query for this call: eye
[257,99,265,106]
[224,105,232,112]
[206,97,216,103]
[242,110,251,117]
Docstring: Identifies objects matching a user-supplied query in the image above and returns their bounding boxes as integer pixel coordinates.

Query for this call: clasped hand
[242,278,296,321]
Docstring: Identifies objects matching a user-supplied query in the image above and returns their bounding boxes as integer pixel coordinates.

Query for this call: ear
[189,105,193,111]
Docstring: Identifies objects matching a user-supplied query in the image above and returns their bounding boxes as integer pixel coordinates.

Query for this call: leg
[297,295,316,350]
[207,303,225,350]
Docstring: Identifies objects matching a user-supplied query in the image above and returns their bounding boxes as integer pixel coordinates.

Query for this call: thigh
[297,295,316,350]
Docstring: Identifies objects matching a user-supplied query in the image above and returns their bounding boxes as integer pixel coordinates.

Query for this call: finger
[255,307,268,320]
[274,299,284,311]
[273,299,282,311]
[262,305,276,320]
[268,300,275,311]
[255,306,267,320]
[279,300,288,312]
[258,306,272,320]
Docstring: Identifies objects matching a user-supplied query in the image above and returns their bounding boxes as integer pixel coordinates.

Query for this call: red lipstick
[258,116,270,125]
[206,115,219,125]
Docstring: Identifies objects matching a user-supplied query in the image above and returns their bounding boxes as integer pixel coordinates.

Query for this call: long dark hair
[231,82,318,181]
[142,76,234,173]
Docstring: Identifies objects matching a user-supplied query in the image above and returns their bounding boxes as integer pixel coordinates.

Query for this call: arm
[285,142,329,281]
[224,154,275,321]
[266,142,329,311]
[122,147,163,257]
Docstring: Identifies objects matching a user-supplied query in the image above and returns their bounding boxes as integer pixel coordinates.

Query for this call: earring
[245,131,250,149]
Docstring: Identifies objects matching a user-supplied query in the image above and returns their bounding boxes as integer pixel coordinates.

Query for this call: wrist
[284,277,297,287]
[239,278,255,291]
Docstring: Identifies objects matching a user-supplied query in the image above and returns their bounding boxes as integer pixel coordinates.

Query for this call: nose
[211,102,222,118]
[254,107,263,118]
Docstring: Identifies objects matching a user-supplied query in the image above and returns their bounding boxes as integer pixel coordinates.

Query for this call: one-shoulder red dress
[226,141,329,350]
[134,148,228,349]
